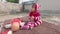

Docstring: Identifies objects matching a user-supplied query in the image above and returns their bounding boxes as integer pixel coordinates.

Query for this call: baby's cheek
[11,23,19,31]
[31,8,35,11]
[12,26,19,31]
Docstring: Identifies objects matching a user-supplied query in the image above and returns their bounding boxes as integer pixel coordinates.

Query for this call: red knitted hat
[11,18,21,26]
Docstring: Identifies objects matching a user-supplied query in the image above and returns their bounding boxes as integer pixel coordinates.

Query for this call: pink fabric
[2,29,10,34]
[35,4,41,11]
[29,4,41,22]
[29,4,42,27]
[22,22,34,30]
[22,25,29,30]
[22,4,42,29]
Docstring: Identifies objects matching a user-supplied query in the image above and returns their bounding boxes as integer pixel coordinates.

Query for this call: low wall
[0,2,22,14]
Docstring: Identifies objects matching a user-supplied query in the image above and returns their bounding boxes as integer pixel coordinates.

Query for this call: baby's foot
[22,25,34,30]
[29,24,34,30]
[22,25,30,30]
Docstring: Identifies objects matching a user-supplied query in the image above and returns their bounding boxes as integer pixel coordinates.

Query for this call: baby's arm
[4,24,12,29]
[29,16,34,22]
[4,22,25,29]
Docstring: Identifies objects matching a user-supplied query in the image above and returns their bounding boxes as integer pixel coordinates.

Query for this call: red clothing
[22,4,42,30]
[2,29,10,34]
[29,11,41,22]
[11,18,21,26]
[29,4,42,27]
[29,3,41,22]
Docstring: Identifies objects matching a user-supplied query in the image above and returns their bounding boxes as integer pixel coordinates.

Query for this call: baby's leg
[4,22,21,29]
[22,22,34,30]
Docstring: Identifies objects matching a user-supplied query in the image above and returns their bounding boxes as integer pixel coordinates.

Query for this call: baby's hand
[29,17,34,22]
[31,16,34,19]
[20,22,25,27]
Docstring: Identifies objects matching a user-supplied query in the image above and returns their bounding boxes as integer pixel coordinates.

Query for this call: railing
[0,0,6,2]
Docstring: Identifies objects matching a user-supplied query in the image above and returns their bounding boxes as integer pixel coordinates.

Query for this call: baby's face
[31,7,35,12]
[11,22,19,31]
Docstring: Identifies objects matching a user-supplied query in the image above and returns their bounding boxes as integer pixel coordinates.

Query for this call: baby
[22,3,42,30]
[2,18,25,34]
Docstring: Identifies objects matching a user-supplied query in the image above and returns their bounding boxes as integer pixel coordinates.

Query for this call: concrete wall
[38,0,60,10]
[24,0,60,10]
[0,0,60,15]
[0,2,22,14]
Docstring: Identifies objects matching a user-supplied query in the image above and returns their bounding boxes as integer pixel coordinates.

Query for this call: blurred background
[0,0,60,25]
